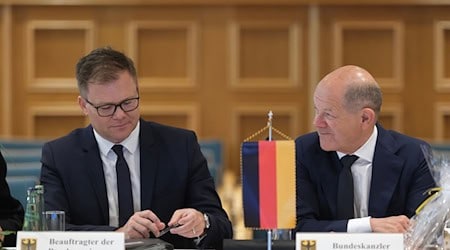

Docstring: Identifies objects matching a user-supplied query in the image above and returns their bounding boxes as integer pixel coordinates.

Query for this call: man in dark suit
[295,65,435,233]
[40,47,232,249]
[0,151,24,247]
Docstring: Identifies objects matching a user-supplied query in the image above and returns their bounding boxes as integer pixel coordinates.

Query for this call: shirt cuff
[347,216,372,233]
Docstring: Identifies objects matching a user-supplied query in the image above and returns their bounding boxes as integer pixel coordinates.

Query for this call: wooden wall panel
[140,104,200,132]
[6,4,450,166]
[7,3,450,167]
[127,20,199,89]
[26,20,95,92]
[11,6,93,137]
[229,20,301,88]
[27,104,87,137]
[333,21,404,91]
[0,6,12,136]
[378,103,403,132]
[35,116,86,138]
[435,21,450,91]
[434,103,450,141]
[319,5,450,140]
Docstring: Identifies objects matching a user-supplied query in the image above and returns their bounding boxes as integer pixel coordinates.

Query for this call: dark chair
[199,139,223,186]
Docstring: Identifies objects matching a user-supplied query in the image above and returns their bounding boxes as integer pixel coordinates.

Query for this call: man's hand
[167,208,205,238]
[116,210,165,239]
[370,215,410,233]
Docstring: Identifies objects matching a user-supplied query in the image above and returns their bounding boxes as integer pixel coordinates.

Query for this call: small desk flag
[241,140,296,229]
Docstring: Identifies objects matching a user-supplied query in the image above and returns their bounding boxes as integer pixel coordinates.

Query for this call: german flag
[241,140,296,229]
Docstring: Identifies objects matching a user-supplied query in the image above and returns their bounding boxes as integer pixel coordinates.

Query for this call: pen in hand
[158,223,180,237]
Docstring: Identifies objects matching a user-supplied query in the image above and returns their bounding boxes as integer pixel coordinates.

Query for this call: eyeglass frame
[84,96,140,117]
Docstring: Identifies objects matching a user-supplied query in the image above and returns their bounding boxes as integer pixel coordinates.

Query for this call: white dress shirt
[93,122,141,227]
[337,125,378,232]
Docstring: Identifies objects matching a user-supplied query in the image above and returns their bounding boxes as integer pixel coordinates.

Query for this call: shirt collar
[337,125,378,163]
[94,121,140,157]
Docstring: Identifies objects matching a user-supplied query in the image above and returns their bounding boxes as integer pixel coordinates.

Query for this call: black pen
[158,223,180,237]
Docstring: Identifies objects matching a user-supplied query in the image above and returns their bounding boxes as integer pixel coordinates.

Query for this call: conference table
[223,239,295,250]
[4,239,296,250]
[11,238,442,249]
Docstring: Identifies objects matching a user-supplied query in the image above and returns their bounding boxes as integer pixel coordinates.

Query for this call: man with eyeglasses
[40,47,232,249]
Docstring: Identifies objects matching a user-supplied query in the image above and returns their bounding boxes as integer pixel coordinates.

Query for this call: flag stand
[240,110,295,250]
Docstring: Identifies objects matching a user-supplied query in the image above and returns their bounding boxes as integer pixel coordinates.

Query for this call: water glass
[44,210,65,231]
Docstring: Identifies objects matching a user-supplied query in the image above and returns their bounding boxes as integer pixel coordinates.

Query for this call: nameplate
[16,231,124,250]
[295,232,403,250]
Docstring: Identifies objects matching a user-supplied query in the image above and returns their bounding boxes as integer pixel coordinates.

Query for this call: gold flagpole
[268,111,273,141]
[267,110,273,250]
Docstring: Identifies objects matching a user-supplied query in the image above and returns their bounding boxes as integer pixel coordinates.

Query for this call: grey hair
[343,83,382,116]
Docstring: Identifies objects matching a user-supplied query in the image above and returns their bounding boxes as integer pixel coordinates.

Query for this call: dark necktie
[337,155,359,219]
[112,144,134,227]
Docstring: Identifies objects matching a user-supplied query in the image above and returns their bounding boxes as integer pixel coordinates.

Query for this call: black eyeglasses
[84,97,140,117]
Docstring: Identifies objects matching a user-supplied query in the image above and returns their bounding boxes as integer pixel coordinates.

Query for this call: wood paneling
[229,20,302,89]
[25,20,95,92]
[127,20,199,89]
[333,20,404,91]
[5,0,450,5]
[2,3,449,168]
[140,104,200,131]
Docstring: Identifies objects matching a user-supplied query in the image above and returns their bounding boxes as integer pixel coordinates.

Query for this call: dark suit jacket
[0,151,24,247]
[295,124,435,232]
[40,120,232,249]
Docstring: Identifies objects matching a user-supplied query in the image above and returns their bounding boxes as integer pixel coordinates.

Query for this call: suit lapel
[139,121,158,210]
[81,126,109,223]
[368,126,404,217]
[319,151,341,217]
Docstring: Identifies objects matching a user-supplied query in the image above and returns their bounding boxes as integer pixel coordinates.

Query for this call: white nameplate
[295,232,403,250]
[16,231,124,250]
